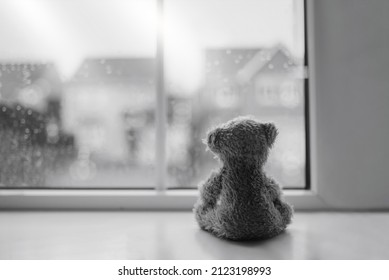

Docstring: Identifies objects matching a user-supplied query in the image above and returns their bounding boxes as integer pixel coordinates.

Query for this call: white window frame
[0,0,333,210]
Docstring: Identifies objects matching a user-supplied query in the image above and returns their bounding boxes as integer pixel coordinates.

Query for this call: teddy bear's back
[213,168,288,239]
[195,117,293,240]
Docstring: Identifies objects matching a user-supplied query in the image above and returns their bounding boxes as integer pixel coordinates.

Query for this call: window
[0,0,158,188]
[0,0,308,191]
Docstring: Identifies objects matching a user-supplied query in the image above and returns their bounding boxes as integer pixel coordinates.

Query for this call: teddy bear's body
[194,117,293,240]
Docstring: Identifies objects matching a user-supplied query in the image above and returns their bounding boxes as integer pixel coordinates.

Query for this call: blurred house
[190,45,306,186]
[0,63,74,186]
[191,45,305,140]
[0,62,71,146]
[0,62,62,115]
[63,58,156,163]
[199,45,304,117]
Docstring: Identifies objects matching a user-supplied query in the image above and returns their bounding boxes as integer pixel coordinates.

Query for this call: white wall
[311,0,389,208]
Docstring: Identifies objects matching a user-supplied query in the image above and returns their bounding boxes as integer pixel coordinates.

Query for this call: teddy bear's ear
[263,123,278,147]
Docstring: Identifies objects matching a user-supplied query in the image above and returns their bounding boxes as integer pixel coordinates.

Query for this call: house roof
[205,48,261,77]
[0,63,61,102]
[205,45,300,85]
[71,57,156,83]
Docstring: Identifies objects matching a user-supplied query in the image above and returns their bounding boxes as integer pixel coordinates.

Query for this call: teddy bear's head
[205,116,278,163]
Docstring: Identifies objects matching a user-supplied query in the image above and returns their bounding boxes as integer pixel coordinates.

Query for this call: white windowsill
[0,188,328,210]
[1,211,388,259]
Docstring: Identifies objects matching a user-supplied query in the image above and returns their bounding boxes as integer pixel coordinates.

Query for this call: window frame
[0,0,328,210]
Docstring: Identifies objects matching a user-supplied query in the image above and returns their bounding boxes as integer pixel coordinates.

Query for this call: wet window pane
[0,0,157,187]
[1,0,307,190]
[164,0,306,188]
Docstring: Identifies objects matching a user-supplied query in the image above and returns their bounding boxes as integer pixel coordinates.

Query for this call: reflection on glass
[0,0,157,187]
[164,0,306,188]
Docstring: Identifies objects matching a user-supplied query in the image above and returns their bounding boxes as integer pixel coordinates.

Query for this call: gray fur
[194,116,293,240]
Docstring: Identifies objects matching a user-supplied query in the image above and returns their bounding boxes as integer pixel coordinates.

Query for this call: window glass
[0,0,307,189]
[0,0,157,187]
[164,0,306,188]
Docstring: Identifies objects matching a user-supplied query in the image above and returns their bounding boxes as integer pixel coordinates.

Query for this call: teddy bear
[194,116,293,240]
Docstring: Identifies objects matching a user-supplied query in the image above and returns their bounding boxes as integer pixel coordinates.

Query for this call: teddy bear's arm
[199,171,222,208]
[266,177,282,201]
